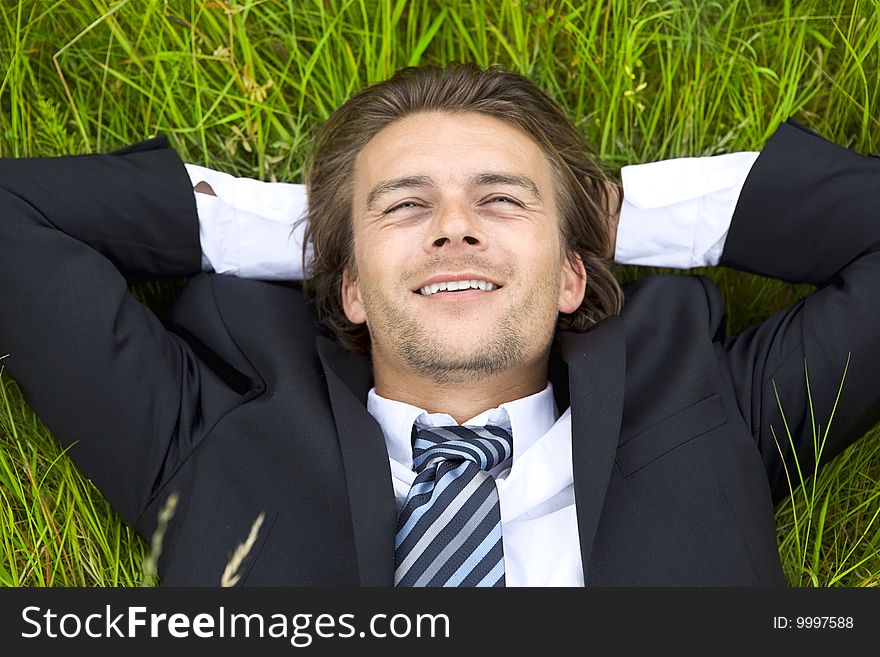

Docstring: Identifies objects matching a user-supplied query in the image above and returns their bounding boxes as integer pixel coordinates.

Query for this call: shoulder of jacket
[621,273,726,340]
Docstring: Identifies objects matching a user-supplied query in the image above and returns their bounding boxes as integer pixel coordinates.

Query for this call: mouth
[413,276,503,297]
[417,279,501,296]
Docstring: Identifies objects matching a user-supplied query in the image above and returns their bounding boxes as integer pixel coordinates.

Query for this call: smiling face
[342,111,587,389]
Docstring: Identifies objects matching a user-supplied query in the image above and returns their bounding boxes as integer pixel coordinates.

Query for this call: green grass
[1,0,879,586]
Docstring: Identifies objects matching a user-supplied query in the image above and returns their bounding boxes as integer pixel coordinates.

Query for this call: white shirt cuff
[185,164,310,280]
[615,151,760,268]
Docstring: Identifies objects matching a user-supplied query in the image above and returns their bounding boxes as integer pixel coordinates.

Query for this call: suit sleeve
[717,120,880,503]
[0,137,245,524]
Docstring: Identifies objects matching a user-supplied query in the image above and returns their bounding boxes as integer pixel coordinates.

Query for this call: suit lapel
[557,315,626,585]
[316,337,397,586]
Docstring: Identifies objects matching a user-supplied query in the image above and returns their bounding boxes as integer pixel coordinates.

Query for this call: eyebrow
[365,171,543,211]
[366,175,433,211]
[467,172,542,201]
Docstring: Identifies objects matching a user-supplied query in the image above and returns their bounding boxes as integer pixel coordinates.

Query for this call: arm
[606,122,880,499]
[717,121,880,501]
[0,138,244,523]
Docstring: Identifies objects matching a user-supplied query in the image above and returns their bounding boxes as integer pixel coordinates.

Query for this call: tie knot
[411,425,513,474]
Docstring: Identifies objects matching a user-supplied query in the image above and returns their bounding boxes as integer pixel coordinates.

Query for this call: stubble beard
[362,271,559,386]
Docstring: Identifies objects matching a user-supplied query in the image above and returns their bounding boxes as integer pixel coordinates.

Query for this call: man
[0,64,877,586]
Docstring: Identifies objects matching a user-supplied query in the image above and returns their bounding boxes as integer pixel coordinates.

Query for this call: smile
[418,279,500,296]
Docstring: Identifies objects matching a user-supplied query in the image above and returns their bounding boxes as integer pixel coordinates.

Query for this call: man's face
[342,111,586,385]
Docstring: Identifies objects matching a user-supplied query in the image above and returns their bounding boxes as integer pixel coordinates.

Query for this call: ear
[558,251,587,314]
[342,267,366,324]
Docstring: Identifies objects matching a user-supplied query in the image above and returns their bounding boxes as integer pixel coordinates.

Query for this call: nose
[423,198,486,252]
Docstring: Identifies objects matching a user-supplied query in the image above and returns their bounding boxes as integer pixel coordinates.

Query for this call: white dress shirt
[368,384,578,586]
[184,151,760,585]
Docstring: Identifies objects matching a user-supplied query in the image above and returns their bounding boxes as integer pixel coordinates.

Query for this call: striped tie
[394,424,513,587]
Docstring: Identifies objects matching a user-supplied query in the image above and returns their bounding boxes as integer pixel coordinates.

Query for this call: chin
[396,335,529,384]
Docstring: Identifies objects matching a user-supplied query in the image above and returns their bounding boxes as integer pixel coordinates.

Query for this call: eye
[484,195,522,207]
[384,200,424,214]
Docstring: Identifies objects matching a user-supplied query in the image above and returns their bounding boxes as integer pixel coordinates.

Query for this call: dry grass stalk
[140,491,179,587]
[220,511,266,587]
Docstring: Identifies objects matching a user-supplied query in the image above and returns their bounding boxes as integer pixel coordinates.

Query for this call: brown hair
[300,63,624,353]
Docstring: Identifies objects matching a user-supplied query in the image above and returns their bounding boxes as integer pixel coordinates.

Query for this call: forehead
[353,111,554,194]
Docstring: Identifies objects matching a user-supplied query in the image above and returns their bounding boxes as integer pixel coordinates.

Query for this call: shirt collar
[366,383,559,470]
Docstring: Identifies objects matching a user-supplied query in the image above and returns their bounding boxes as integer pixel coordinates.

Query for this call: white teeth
[418,279,499,296]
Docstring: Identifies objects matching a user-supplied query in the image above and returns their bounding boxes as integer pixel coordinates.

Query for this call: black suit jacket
[1,121,878,586]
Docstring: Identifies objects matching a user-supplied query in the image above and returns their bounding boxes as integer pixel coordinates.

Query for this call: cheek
[532,260,570,315]
[526,243,567,284]
[375,231,427,275]
[353,242,409,301]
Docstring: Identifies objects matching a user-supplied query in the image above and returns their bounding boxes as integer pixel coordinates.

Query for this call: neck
[372,357,549,425]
